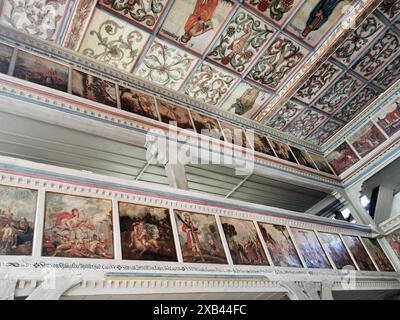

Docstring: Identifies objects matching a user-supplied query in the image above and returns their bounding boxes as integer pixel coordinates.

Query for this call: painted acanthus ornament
[82,20,143,70]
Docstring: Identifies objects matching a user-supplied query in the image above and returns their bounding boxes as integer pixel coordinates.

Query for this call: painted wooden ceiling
[0,0,399,146]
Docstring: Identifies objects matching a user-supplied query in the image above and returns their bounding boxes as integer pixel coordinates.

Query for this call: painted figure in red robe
[182,212,205,261]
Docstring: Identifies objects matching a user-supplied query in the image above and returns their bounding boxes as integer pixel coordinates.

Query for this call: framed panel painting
[375,101,400,137]
[157,99,194,130]
[159,0,237,55]
[174,210,227,264]
[290,228,332,269]
[119,202,178,262]
[326,142,359,176]
[0,42,13,74]
[0,185,37,256]
[386,228,400,259]
[220,122,248,148]
[269,139,297,163]
[42,193,114,259]
[362,238,395,272]
[253,134,275,157]
[309,152,335,175]
[72,70,118,108]
[319,232,355,269]
[13,50,69,92]
[120,87,159,121]
[220,217,269,266]
[342,235,376,271]
[190,111,224,140]
[290,146,317,169]
[258,222,303,268]
[348,122,386,158]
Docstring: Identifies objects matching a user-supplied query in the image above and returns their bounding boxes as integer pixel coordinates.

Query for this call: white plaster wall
[390,192,400,218]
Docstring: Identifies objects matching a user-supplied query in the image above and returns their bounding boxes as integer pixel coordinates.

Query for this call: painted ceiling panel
[0,0,398,147]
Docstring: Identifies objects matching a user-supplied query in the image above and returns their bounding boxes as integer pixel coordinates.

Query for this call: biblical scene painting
[0,185,37,256]
[342,235,376,271]
[290,146,317,169]
[120,86,159,120]
[0,43,13,74]
[362,238,395,272]
[42,193,114,259]
[309,153,335,175]
[245,0,302,26]
[119,203,177,262]
[348,122,386,158]
[253,134,275,157]
[326,142,359,176]
[72,70,117,108]
[220,217,269,266]
[159,0,236,55]
[190,110,224,140]
[207,8,275,74]
[157,99,194,130]
[98,0,170,32]
[174,210,227,264]
[319,232,355,269]
[375,101,400,137]
[220,82,271,118]
[290,228,332,269]
[269,139,297,163]
[285,0,354,47]
[258,223,303,268]
[387,228,400,259]
[13,50,68,92]
[220,122,248,148]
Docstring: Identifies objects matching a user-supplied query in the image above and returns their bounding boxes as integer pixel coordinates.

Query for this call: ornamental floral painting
[79,9,150,72]
[269,139,297,163]
[285,0,353,47]
[98,0,169,31]
[120,86,160,120]
[157,99,194,130]
[119,202,178,262]
[326,142,359,176]
[207,8,275,74]
[362,238,395,272]
[264,100,305,130]
[220,217,269,266]
[285,109,327,139]
[258,222,302,268]
[293,61,343,104]
[375,101,400,137]
[220,81,271,118]
[247,34,307,90]
[342,235,376,271]
[174,210,227,264]
[0,42,13,74]
[136,39,198,90]
[348,122,386,158]
[0,0,71,41]
[307,119,343,146]
[0,185,37,256]
[351,29,400,80]
[332,15,385,67]
[290,228,332,269]
[378,0,400,21]
[72,70,118,108]
[245,0,302,26]
[312,74,363,114]
[319,232,355,269]
[290,146,316,169]
[373,56,400,90]
[183,62,237,106]
[308,152,335,175]
[159,0,236,55]
[42,193,114,259]
[13,50,69,92]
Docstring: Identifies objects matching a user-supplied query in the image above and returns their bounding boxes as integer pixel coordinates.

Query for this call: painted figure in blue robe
[302,0,348,37]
